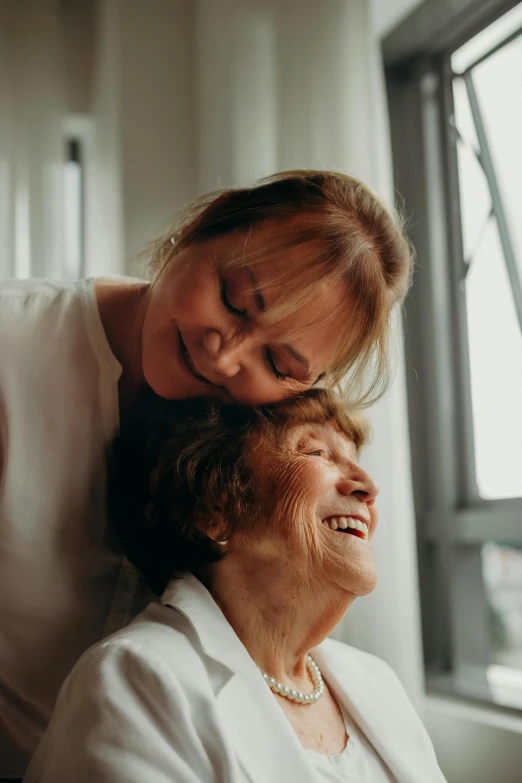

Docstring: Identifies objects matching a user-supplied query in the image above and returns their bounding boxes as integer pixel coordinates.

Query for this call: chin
[346,568,378,598]
[142,365,190,400]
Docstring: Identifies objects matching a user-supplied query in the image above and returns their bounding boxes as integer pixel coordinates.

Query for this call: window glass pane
[63,159,82,279]
[472,36,522,283]
[452,4,522,74]
[452,27,522,500]
[465,218,522,499]
[452,76,479,151]
[483,543,522,670]
[62,139,83,279]
[453,72,490,263]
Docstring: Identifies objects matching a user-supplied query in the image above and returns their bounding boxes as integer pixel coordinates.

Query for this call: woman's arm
[24,638,227,783]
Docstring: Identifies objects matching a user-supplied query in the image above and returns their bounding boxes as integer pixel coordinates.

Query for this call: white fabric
[25,574,447,783]
[0,278,151,777]
[306,704,394,781]
[0,1,65,279]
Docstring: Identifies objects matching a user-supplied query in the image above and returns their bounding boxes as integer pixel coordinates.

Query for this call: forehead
[248,254,350,375]
[220,218,349,316]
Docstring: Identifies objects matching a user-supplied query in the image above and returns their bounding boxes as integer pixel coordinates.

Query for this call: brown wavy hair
[142,170,413,406]
[109,388,369,596]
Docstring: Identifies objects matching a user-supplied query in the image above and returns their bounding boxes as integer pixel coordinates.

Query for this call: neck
[95,279,150,411]
[207,555,353,686]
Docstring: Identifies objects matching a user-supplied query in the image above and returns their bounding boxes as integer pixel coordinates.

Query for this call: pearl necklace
[260,655,325,705]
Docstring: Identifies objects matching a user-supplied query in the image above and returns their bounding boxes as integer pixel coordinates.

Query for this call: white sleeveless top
[306,704,395,782]
[0,278,152,777]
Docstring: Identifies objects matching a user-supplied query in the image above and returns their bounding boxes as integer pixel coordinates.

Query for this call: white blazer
[25,574,446,783]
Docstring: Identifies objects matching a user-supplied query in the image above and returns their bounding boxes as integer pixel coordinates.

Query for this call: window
[63,138,85,279]
[385,0,522,712]
[452,7,522,501]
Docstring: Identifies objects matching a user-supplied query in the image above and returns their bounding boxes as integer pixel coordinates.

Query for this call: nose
[337,463,379,504]
[203,330,244,378]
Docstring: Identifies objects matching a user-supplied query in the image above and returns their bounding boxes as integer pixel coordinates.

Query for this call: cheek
[260,460,328,543]
[152,261,218,326]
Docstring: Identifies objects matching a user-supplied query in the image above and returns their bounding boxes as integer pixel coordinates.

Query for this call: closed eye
[220,276,247,318]
[264,348,291,381]
[220,274,295,383]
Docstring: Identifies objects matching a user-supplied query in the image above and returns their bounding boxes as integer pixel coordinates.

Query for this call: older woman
[24,390,445,783]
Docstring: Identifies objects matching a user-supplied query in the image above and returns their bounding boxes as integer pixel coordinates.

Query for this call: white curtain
[0,0,126,280]
[0,0,65,279]
[192,0,424,710]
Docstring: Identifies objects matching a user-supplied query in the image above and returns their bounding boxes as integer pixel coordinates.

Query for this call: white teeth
[321,516,369,538]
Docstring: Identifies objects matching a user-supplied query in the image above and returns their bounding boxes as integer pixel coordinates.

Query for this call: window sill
[426,671,522,734]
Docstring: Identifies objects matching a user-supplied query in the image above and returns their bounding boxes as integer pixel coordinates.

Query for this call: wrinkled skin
[207,421,379,754]
[209,420,378,678]
[255,422,378,595]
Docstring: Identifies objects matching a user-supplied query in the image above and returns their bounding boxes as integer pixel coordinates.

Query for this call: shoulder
[0,279,82,388]
[319,637,410,693]
[0,278,76,318]
[0,276,123,381]
[115,601,203,666]
[320,637,391,668]
[0,277,76,298]
[319,638,428,730]
[67,601,212,700]
[0,278,83,340]
[26,601,232,783]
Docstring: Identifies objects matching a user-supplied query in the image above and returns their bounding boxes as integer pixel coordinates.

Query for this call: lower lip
[321,525,369,542]
[177,331,208,384]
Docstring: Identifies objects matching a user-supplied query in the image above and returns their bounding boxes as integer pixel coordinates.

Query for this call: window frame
[62,114,92,280]
[384,0,522,713]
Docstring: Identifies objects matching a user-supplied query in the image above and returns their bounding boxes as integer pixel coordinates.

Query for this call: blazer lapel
[162,576,317,783]
[313,643,447,783]
[217,666,318,783]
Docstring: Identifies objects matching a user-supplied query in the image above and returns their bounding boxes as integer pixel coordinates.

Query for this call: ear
[193,512,230,546]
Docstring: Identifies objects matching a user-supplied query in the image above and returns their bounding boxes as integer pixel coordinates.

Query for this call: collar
[161,575,445,783]
[161,574,320,783]
[161,573,259,677]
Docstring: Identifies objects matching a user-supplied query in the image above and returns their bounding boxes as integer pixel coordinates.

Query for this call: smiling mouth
[179,332,209,384]
[321,516,369,540]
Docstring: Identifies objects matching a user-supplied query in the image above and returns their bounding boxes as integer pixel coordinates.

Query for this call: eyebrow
[245,267,266,312]
[283,344,310,374]
[246,266,312,378]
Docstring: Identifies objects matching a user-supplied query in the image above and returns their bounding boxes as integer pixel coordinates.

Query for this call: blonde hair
[145,170,413,406]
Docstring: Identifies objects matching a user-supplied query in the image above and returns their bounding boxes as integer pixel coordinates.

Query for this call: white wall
[88,0,197,276]
[425,697,522,783]
[118,0,197,263]
[370,0,425,38]
[195,0,278,192]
